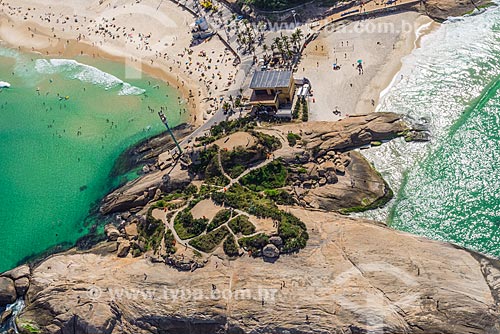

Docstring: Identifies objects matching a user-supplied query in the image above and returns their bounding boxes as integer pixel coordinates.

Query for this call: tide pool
[0,46,187,272]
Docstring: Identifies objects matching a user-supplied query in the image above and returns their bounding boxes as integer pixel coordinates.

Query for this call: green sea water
[360,5,500,257]
[0,47,187,272]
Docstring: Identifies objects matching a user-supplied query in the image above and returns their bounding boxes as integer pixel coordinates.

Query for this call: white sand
[300,12,433,121]
[0,0,241,125]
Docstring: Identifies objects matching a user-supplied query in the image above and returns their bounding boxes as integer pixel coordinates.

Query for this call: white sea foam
[34,58,145,95]
[358,3,500,223]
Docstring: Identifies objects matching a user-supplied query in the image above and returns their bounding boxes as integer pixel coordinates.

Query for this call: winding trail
[157,128,293,255]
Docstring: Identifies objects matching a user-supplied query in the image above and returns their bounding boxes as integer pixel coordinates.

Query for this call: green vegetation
[278,213,309,253]
[464,1,495,14]
[137,208,166,252]
[189,226,230,252]
[204,154,230,186]
[287,132,301,147]
[164,229,176,255]
[212,184,307,253]
[240,160,288,192]
[223,235,240,257]
[20,323,41,334]
[212,184,279,219]
[239,233,269,255]
[228,215,256,235]
[188,145,219,175]
[264,188,295,205]
[196,117,256,146]
[301,98,309,122]
[188,145,229,186]
[174,208,209,240]
[207,209,232,232]
[293,99,301,119]
[220,146,264,178]
[252,131,282,151]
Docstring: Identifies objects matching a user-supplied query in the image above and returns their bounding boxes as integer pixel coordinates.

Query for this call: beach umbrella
[357,59,363,63]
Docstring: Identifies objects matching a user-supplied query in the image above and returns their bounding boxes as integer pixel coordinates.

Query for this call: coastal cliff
[2,112,499,333]
[13,210,500,334]
[425,0,494,20]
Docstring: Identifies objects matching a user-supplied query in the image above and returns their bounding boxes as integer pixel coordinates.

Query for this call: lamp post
[291,10,297,28]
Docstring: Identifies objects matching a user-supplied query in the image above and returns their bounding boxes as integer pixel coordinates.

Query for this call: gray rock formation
[116,238,131,258]
[14,210,500,334]
[0,277,16,307]
[2,265,30,281]
[14,277,30,297]
[279,113,408,155]
[304,151,390,211]
[104,224,120,241]
[424,0,493,21]
[262,244,280,259]
[100,168,191,215]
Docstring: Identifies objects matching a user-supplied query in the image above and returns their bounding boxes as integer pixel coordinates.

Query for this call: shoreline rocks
[13,210,500,334]
[0,265,31,308]
[0,277,16,307]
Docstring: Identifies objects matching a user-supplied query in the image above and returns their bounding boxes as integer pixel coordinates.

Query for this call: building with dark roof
[249,70,295,111]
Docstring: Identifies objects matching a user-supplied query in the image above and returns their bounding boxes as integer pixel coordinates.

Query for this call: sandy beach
[300,11,435,121]
[0,0,242,126]
[0,0,441,126]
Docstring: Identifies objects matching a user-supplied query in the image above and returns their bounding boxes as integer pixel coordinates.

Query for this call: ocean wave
[34,59,145,95]
[357,4,500,255]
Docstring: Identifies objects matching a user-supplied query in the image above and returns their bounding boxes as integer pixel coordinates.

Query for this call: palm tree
[273,37,282,50]
[294,28,304,45]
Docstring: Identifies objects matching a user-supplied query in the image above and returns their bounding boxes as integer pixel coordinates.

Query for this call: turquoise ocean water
[0,46,187,272]
[360,5,500,257]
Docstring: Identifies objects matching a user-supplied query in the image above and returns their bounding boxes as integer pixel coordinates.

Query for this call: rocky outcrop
[425,0,493,21]
[104,224,120,241]
[0,264,31,306]
[303,151,391,211]
[262,244,280,259]
[116,238,131,258]
[2,265,30,281]
[100,167,191,215]
[279,113,408,155]
[15,210,500,334]
[0,277,16,307]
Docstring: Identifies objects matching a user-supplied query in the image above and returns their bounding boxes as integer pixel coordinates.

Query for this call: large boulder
[425,0,492,21]
[117,239,131,258]
[2,264,30,280]
[14,277,30,297]
[269,236,283,248]
[124,223,139,240]
[0,308,12,324]
[0,277,16,306]
[104,224,120,241]
[262,244,280,259]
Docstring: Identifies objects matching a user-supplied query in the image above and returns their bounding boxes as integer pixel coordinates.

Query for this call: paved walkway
[313,0,424,31]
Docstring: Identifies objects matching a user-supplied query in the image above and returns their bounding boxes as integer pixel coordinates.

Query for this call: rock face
[425,0,493,21]
[278,113,408,155]
[262,244,280,259]
[16,210,500,334]
[100,168,191,215]
[116,239,131,258]
[2,265,30,281]
[0,277,16,306]
[105,224,120,241]
[304,151,390,211]
[14,277,30,297]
